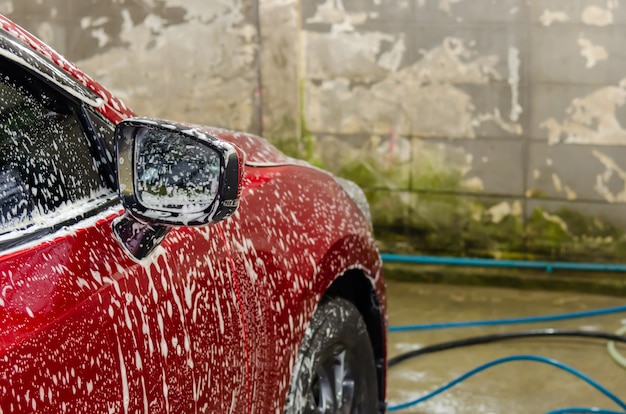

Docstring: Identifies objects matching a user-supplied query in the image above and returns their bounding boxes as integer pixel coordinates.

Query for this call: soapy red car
[0,15,386,414]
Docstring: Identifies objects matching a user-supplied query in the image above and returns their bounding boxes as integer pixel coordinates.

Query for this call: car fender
[219,162,385,412]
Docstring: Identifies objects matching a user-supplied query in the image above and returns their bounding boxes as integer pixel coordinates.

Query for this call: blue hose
[386,355,626,412]
[384,253,626,411]
[381,253,626,273]
[389,305,626,332]
[545,409,626,414]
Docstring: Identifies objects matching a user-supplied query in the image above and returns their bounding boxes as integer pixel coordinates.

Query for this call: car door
[0,58,247,413]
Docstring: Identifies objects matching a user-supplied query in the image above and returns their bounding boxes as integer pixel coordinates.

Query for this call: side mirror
[115,117,243,226]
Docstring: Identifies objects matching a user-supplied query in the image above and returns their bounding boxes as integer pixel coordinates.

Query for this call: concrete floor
[386,281,626,413]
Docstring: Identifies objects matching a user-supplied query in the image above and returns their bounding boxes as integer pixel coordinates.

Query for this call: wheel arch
[324,268,387,412]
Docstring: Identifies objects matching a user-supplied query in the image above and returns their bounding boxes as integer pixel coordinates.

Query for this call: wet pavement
[386,281,626,413]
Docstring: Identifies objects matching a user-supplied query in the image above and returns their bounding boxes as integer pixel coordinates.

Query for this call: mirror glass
[135,128,221,211]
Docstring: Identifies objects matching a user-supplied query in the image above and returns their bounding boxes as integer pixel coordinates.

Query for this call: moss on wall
[373,196,626,263]
[525,207,626,262]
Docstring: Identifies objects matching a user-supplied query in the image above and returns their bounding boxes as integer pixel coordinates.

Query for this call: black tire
[284,297,379,414]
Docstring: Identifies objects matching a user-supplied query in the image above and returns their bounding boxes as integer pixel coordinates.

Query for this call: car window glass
[0,61,110,235]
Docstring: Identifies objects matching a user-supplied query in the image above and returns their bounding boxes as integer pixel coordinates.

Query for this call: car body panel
[0,14,386,413]
[0,206,248,413]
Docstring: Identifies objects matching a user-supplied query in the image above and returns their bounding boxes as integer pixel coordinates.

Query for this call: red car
[0,15,386,414]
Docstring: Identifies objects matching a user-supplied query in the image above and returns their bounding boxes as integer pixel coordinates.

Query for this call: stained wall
[4,0,626,261]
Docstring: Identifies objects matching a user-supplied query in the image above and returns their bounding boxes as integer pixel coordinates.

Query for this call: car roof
[0,14,135,123]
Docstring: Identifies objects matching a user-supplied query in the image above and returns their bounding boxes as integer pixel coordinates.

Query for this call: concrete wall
[298,0,626,262]
[2,0,263,131]
[5,0,626,261]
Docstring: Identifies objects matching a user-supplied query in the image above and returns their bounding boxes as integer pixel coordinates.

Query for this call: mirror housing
[115,117,243,226]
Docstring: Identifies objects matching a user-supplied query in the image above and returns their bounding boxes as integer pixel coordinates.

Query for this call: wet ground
[386,281,626,413]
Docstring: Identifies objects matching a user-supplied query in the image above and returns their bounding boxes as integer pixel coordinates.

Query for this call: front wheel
[284,297,378,414]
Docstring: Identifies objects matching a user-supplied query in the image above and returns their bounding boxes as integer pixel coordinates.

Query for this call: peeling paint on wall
[80,16,111,48]
[73,1,259,131]
[577,35,608,68]
[593,149,626,202]
[417,0,466,14]
[412,37,500,84]
[581,5,614,27]
[378,35,406,72]
[539,10,569,26]
[485,201,522,224]
[306,36,521,138]
[564,187,578,201]
[542,80,626,145]
[307,0,378,28]
[540,210,570,234]
[305,31,400,81]
[507,47,522,122]
[550,173,577,200]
